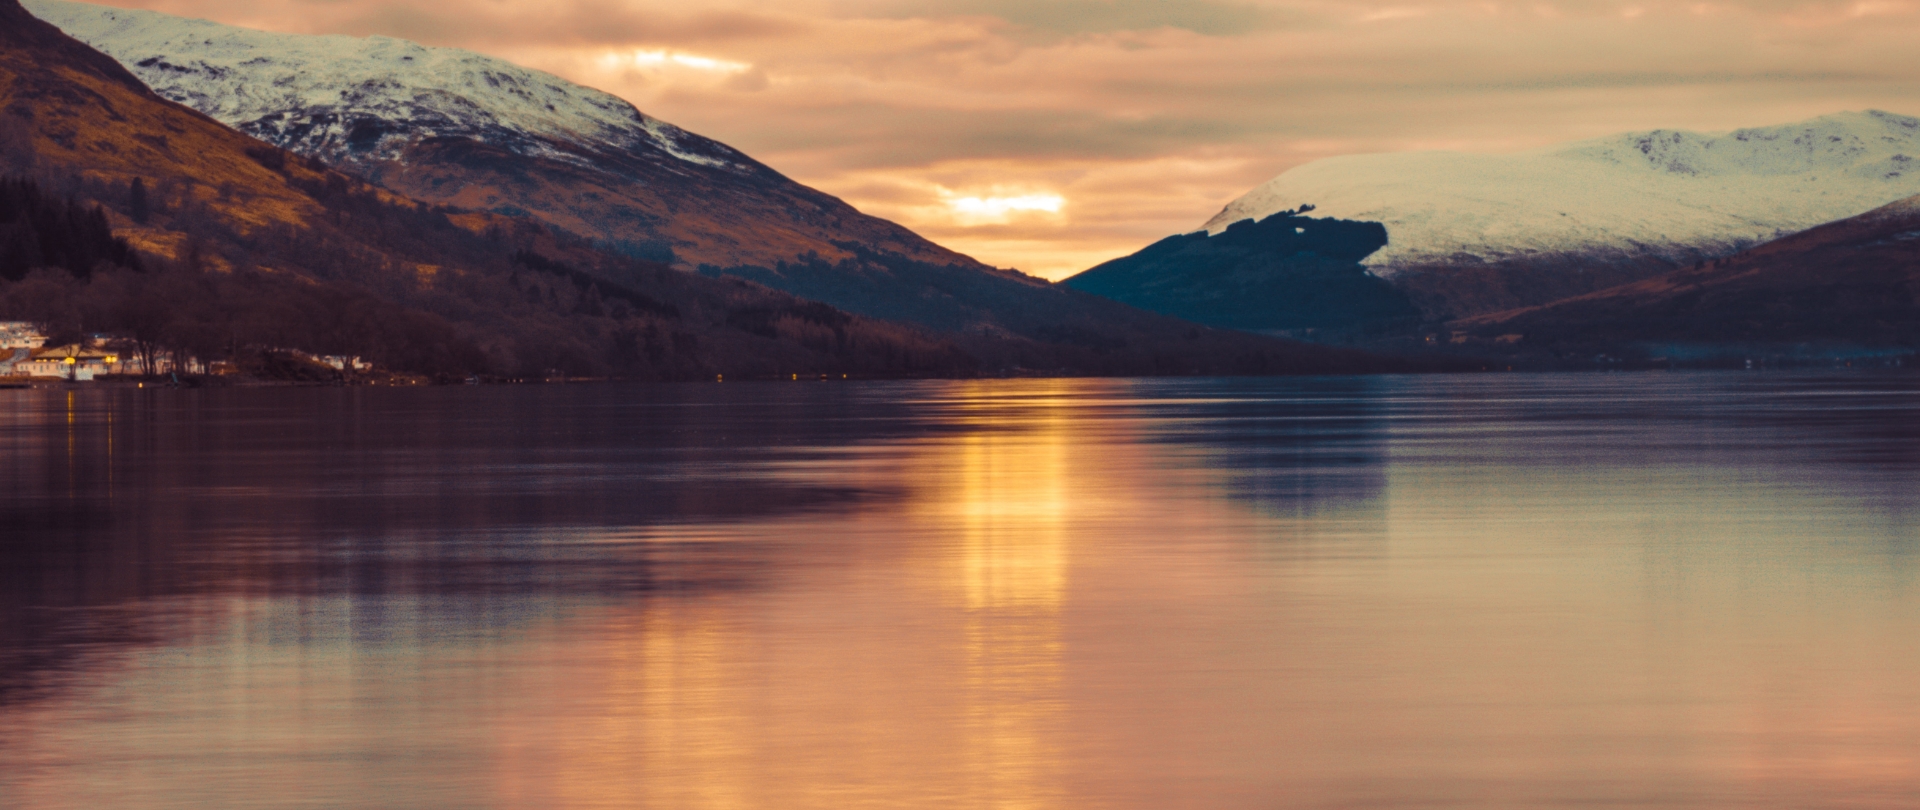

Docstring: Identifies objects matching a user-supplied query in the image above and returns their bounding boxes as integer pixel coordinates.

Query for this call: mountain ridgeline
[1055,112,1920,363]
[1063,210,1418,335]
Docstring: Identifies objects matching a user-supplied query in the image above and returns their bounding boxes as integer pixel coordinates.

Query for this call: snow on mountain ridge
[1208,111,1920,275]
[22,0,744,171]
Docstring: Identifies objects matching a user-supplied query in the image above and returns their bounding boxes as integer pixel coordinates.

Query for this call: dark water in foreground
[3,374,1919,809]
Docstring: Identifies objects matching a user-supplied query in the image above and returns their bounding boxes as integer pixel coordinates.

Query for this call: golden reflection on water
[482,382,1101,809]
[518,606,754,809]
[943,392,1074,810]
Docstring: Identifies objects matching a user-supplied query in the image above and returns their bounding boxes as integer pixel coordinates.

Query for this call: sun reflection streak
[931,385,1084,809]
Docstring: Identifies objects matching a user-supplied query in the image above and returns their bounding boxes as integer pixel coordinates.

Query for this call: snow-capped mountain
[1209,111,1920,277]
[23,0,742,172]
[21,0,977,277]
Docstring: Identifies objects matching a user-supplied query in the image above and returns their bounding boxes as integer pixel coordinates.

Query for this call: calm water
[3,374,1919,809]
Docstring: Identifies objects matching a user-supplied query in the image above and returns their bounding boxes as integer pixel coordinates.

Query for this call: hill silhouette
[1062,211,1420,335]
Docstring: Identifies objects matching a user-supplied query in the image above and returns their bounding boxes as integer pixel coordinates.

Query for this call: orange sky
[67,0,1920,279]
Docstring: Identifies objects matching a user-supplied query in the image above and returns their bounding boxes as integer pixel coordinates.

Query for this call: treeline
[510,250,678,318]
[1,177,142,281]
[0,172,976,380]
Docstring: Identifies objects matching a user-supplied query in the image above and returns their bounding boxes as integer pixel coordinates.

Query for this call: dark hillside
[707,238,1426,376]
[1,177,141,280]
[0,171,978,378]
[1459,194,1920,357]
[1061,211,1420,335]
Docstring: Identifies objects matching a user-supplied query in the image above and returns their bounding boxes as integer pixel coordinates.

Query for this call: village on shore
[0,320,395,387]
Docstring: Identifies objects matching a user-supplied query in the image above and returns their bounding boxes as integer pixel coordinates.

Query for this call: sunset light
[944,192,1065,223]
[596,49,748,75]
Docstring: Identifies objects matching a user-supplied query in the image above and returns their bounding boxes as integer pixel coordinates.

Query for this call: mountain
[1204,111,1920,319]
[1061,209,1419,336]
[23,0,966,273]
[1457,193,1920,356]
[0,0,987,379]
[23,0,1427,376]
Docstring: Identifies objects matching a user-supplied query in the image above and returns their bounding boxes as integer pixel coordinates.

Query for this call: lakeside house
[9,345,120,381]
[0,324,53,378]
[0,347,27,376]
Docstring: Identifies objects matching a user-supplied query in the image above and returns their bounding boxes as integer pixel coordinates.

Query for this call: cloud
[76,0,1920,278]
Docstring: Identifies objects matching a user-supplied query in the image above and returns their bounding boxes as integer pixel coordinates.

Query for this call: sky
[74,0,1920,279]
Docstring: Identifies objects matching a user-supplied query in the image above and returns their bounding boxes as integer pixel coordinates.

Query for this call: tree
[129,178,149,225]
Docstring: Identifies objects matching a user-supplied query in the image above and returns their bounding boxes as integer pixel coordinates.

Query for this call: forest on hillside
[0,172,977,380]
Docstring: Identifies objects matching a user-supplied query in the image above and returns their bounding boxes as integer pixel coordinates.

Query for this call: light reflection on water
[2,374,1920,808]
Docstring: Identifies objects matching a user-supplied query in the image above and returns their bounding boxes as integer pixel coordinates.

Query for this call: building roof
[29,344,118,361]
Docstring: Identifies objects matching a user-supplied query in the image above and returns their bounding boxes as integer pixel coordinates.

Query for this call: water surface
[3,374,1919,808]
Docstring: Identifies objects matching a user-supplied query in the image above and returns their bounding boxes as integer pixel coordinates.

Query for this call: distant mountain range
[26,0,1901,373]
[19,0,1417,376]
[1076,112,1920,329]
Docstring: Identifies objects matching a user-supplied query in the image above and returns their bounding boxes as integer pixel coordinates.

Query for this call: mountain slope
[1460,193,1920,351]
[24,0,991,273]
[1061,209,1419,335]
[0,0,340,242]
[1206,111,1920,318]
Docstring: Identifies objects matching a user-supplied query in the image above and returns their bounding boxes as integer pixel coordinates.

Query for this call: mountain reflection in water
[2,375,1919,808]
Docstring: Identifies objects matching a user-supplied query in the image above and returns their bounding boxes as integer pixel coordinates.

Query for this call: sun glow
[597,49,750,74]
[942,192,1065,224]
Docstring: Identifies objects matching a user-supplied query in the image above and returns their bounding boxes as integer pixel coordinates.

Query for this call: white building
[10,345,120,381]
[318,355,370,372]
[0,322,48,350]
